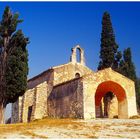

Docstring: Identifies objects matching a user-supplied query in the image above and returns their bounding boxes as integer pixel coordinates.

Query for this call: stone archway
[95,81,128,119]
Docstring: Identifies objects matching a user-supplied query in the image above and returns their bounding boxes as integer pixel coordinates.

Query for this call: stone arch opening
[76,47,81,63]
[95,81,128,119]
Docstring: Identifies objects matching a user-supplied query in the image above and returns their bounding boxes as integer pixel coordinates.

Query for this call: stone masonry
[11,45,137,123]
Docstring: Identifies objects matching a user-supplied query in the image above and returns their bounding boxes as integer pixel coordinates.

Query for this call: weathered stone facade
[11,45,137,123]
[48,78,84,118]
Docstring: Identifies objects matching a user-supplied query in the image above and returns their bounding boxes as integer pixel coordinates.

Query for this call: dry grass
[122,123,140,127]
[82,133,98,138]
[0,118,84,135]
[0,118,140,138]
[0,118,101,138]
[21,130,48,139]
[105,134,125,138]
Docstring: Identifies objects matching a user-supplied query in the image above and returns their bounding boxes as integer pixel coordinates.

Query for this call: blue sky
[1,2,140,78]
[0,2,140,119]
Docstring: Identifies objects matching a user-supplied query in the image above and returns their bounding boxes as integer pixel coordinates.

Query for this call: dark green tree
[119,48,140,108]
[98,11,122,71]
[5,30,29,103]
[0,6,29,123]
[119,48,136,81]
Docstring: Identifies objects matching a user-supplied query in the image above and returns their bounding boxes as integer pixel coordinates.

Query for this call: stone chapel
[11,45,137,123]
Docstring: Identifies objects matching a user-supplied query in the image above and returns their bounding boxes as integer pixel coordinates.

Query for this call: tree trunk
[0,102,6,124]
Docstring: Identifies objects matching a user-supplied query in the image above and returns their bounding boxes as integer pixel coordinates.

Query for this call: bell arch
[95,81,128,119]
[70,45,85,65]
[76,47,81,63]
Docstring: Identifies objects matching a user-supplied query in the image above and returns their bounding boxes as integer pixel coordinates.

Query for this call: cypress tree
[119,48,140,108]
[98,11,122,71]
[119,48,136,81]
[0,6,29,123]
[5,30,29,103]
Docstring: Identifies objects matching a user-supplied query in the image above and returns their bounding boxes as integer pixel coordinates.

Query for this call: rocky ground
[0,118,140,139]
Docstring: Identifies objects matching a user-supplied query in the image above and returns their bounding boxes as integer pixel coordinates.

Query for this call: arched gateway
[95,81,127,118]
[82,68,137,119]
[11,45,137,123]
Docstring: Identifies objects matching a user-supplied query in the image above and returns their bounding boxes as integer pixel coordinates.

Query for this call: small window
[75,73,80,78]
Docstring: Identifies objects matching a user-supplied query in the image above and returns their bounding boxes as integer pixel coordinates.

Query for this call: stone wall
[48,78,84,118]
[82,73,96,119]
[53,62,93,86]
[108,96,118,118]
[33,82,48,120]
[20,82,48,122]
[11,102,18,123]
[21,88,35,122]
[28,69,53,89]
